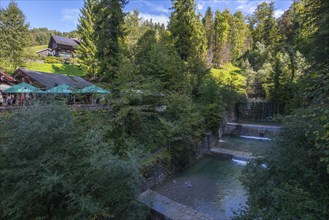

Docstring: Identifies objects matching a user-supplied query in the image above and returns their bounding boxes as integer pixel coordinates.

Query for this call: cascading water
[223,122,281,138]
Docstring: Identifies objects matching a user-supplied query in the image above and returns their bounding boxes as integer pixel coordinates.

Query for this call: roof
[0,70,15,82]
[14,68,93,89]
[36,48,52,53]
[46,84,73,94]
[48,35,79,48]
[3,82,44,93]
[77,85,111,94]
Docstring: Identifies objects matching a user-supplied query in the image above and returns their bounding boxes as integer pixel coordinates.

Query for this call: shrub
[235,106,329,219]
[44,56,63,64]
[0,104,146,220]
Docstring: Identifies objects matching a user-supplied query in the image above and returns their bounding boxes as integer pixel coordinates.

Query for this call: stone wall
[142,132,218,190]
[236,101,280,121]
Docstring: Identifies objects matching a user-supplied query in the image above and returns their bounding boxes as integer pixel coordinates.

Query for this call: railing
[0,104,111,113]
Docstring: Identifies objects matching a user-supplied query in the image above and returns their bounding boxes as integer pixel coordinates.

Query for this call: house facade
[0,70,16,105]
[48,35,80,58]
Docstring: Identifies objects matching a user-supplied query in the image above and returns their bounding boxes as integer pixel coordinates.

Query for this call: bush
[0,104,146,220]
[44,56,63,64]
[235,106,329,219]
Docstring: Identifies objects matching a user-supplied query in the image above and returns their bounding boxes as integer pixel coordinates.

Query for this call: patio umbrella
[46,84,74,94]
[3,82,44,93]
[77,85,111,94]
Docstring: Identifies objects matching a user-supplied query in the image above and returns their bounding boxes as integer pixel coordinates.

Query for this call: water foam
[240,135,271,140]
[232,158,248,166]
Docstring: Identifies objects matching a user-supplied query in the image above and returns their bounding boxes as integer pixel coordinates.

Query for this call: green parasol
[46,84,74,94]
[3,82,44,93]
[77,85,111,94]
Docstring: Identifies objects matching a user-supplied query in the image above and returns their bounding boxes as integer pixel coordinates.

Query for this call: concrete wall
[223,123,281,137]
[142,132,218,190]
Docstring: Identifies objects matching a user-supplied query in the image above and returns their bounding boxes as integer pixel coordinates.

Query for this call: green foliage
[213,9,231,67]
[230,11,249,62]
[25,62,84,76]
[26,45,48,60]
[44,56,63,64]
[94,0,128,81]
[77,0,98,78]
[278,0,309,52]
[160,93,202,169]
[211,63,246,94]
[29,28,80,46]
[169,0,207,62]
[0,1,29,71]
[108,29,193,156]
[197,77,225,132]
[249,1,281,48]
[0,104,146,220]
[240,59,256,97]
[135,30,189,93]
[236,107,329,219]
[202,7,215,66]
[304,0,329,68]
[123,10,151,52]
[142,149,173,178]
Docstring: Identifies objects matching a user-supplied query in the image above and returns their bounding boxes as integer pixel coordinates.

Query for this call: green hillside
[28,45,48,54]
[25,62,84,77]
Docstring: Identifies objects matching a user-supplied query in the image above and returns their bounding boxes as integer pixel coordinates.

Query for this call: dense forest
[29,28,80,46]
[0,0,328,219]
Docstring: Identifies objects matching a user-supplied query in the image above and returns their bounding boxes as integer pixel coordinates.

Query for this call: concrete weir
[224,122,281,137]
[210,147,257,161]
[139,190,214,220]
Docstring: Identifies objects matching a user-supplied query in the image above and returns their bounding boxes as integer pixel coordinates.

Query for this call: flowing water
[153,156,247,219]
[220,135,273,156]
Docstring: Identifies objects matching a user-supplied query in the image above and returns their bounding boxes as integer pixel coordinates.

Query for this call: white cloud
[139,13,169,26]
[197,2,205,11]
[141,1,170,14]
[236,0,271,15]
[61,8,80,25]
[274,9,284,18]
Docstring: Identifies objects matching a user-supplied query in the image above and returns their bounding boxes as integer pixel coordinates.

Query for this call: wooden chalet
[48,35,80,58]
[0,70,16,105]
[13,68,92,90]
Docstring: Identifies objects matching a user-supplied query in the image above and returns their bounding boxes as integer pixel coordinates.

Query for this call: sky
[0,0,293,32]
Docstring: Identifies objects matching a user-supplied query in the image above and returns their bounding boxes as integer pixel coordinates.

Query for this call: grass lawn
[211,63,246,93]
[25,62,84,77]
[28,45,48,54]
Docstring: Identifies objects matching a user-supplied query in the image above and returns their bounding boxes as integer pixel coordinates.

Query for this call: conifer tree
[93,0,128,81]
[250,1,280,48]
[0,1,29,71]
[213,9,231,67]
[124,10,143,50]
[264,1,280,48]
[304,0,329,68]
[202,7,215,66]
[230,11,249,62]
[77,0,98,78]
[168,0,206,62]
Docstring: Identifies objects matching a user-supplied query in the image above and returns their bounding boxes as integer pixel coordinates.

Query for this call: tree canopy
[0,1,29,71]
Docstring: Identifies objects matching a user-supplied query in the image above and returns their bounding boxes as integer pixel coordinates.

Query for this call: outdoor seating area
[1,82,110,106]
[0,68,110,107]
